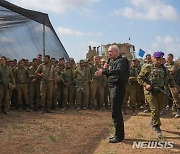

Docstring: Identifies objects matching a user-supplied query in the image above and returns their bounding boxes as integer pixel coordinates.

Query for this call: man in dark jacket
[95,45,129,143]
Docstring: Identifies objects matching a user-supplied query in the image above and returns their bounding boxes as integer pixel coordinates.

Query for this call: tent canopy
[0,0,69,61]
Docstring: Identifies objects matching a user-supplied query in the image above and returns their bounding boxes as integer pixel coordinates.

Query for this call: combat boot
[26,105,31,112]
[47,107,54,113]
[132,107,136,116]
[38,106,45,114]
[144,106,151,113]
[153,125,163,139]
[18,105,22,112]
[175,109,180,118]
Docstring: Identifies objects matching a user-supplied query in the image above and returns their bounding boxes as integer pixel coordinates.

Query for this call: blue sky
[10,0,180,61]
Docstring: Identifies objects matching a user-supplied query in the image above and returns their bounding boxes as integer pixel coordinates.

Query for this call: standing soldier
[56,58,65,109]
[123,58,140,115]
[165,53,180,117]
[28,58,40,111]
[51,58,58,110]
[10,59,18,110]
[74,60,90,109]
[101,58,110,109]
[90,56,104,110]
[137,52,177,138]
[14,59,30,112]
[36,55,57,113]
[142,54,152,113]
[0,56,15,114]
[84,59,91,108]
[62,61,75,110]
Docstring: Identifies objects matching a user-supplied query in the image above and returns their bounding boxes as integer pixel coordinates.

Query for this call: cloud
[150,35,180,56]
[56,27,84,36]
[11,0,99,13]
[56,26,102,36]
[113,0,180,21]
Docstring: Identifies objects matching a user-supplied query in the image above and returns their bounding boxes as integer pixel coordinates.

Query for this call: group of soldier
[0,52,179,121]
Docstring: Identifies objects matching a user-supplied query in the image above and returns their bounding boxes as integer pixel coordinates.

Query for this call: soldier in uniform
[10,59,18,109]
[141,54,152,113]
[123,58,140,115]
[28,58,40,111]
[56,58,65,109]
[0,56,15,114]
[84,59,91,108]
[137,51,177,138]
[89,56,104,110]
[74,60,90,109]
[14,59,30,112]
[36,55,57,113]
[101,58,110,109]
[61,61,75,110]
[165,53,180,117]
[51,58,58,110]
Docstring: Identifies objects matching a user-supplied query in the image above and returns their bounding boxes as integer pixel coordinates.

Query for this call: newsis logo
[132,141,174,149]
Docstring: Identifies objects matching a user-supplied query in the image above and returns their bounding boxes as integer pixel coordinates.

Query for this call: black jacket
[102,55,129,85]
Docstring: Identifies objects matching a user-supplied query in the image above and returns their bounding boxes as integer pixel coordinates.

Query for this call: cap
[153,51,164,58]
[132,58,138,61]
[79,59,84,63]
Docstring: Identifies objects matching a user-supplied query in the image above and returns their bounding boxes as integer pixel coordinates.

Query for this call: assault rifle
[143,77,173,101]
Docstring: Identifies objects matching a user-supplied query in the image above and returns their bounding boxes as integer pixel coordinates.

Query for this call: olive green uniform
[29,65,41,110]
[137,64,175,126]
[36,63,56,108]
[55,65,64,109]
[0,65,15,112]
[90,64,104,109]
[74,66,90,109]
[62,68,75,108]
[14,67,29,108]
[165,61,179,109]
[123,65,141,109]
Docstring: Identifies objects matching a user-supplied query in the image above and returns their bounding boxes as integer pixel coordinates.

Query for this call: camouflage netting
[0,0,69,60]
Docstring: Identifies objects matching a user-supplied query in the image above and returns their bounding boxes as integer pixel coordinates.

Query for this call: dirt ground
[0,109,179,154]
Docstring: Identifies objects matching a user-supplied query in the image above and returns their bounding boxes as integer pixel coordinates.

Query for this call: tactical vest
[148,64,169,87]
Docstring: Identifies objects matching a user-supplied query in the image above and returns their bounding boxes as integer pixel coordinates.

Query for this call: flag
[137,49,145,58]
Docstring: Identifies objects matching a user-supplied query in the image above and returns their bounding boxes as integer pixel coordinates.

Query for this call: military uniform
[36,63,56,112]
[141,62,153,112]
[29,65,41,110]
[90,64,104,109]
[138,62,175,132]
[14,65,29,111]
[74,60,90,109]
[165,61,179,111]
[0,64,15,113]
[123,64,141,114]
[55,64,64,109]
[62,64,75,109]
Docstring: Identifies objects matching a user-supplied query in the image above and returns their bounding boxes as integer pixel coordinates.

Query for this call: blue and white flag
[137,49,145,58]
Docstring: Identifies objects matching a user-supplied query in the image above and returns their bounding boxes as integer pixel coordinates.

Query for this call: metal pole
[43,24,45,58]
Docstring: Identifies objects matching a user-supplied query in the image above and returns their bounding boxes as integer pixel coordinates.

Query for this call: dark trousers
[110,83,126,139]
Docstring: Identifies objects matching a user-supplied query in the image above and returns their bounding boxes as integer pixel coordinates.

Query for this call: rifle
[143,77,173,101]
